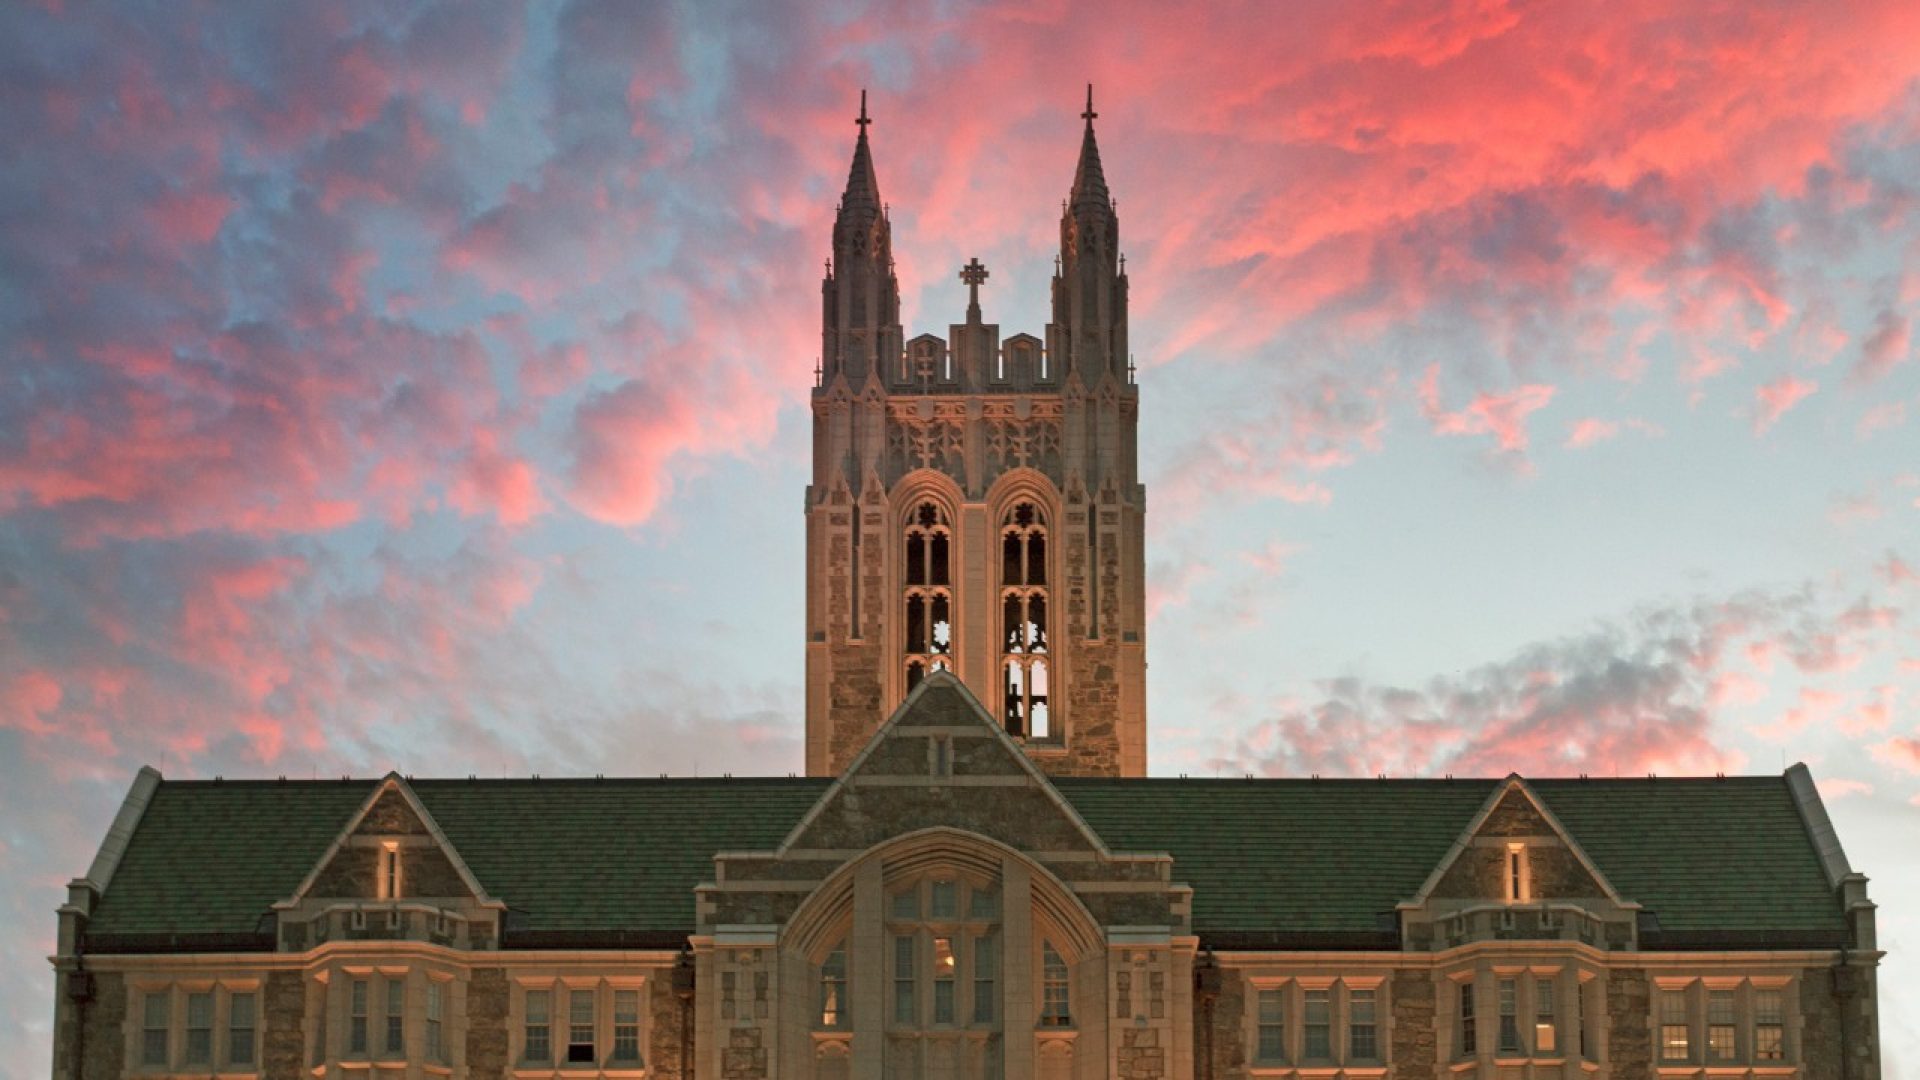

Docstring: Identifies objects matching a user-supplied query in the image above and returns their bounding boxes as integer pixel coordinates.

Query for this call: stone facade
[47,99,1882,1080]
[804,102,1146,780]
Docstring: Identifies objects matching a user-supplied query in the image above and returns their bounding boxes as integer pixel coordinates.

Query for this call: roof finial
[1082,83,1097,127]
[856,89,871,130]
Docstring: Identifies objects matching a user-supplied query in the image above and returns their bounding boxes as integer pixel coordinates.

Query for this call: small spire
[839,89,882,216]
[1069,84,1110,213]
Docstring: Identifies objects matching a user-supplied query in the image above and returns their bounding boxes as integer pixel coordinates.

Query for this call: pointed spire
[1070,83,1110,212]
[841,89,882,216]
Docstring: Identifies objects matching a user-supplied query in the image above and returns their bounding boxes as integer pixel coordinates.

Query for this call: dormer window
[379,841,402,900]
[1505,843,1530,903]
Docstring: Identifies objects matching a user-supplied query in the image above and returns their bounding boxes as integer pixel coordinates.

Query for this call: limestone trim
[770,671,1117,860]
[1402,775,1632,912]
[1782,762,1854,888]
[276,773,500,911]
[79,764,163,898]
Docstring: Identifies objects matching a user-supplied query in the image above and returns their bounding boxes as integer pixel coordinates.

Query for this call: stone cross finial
[960,257,989,322]
[856,89,871,130]
[1082,83,1097,125]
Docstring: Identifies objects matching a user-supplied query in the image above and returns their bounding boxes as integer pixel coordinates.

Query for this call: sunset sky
[4,0,1920,1069]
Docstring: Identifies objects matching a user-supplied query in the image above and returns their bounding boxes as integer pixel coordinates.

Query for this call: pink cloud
[1815,777,1874,800]
[1872,737,1920,774]
[1855,307,1911,383]
[1752,375,1817,434]
[1418,365,1556,454]
[1857,401,1907,438]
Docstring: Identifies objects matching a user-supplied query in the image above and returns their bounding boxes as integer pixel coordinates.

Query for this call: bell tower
[805,89,1146,778]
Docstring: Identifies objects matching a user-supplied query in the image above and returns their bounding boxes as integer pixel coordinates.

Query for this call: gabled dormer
[272,773,505,951]
[1399,775,1639,951]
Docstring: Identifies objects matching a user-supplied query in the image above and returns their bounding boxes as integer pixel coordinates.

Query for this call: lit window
[380,842,402,899]
[1256,988,1286,1063]
[568,988,596,1063]
[1459,983,1476,1056]
[1505,843,1529,903]
[613,989,642,1063]
[1535,977,1556,1052]
[1660,989,1690,1061]
[973,936,996,1023]
[142,991,171,1067]
[229,991,257,1067]
[820,946,848,1029]
[933,937,957,1023]
[1755,989,1785,1060]
[1708,990,1736,1060]
[385,976,405,1054]
[349,979,369,1055]
[426,982,445,1063]
[1349,987,1378,1060]
[1040,944,1071,1026]
[1303,988,1331,1060]
[1498,978,1520,1053]
[894,935,917,1024]
[1000,502,1051,738]
[525,989,552,1063]
[185,990,213,1065]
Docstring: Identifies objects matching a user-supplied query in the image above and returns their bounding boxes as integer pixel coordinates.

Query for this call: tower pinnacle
[1070,84,1110,211]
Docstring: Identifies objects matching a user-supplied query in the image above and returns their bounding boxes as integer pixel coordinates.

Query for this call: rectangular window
[142,991,170,1067]
[930,880,958,918]
[933,937,957,1023]
[1576,979,1588,1058]
[1041,944,1071,1027]
[969,886,997,920]
[229,991,257,1066]
[385,975,405,1054]
[1535,978,1557,1053]
[613,989,642,1063]
[1256,988,1286,1063]
[1303,988,1331,1060]
[973,937,996,1024]
[381,844,401,899]
[1755,989,1785,1060]
[425,982,445,1063]
[525,989,552,1063]
[349,979,369,1055]
[568,988,596,1063]
[821,948,848,1029]
[1506,844,1528,902]
[1660,989,1690,1061]
[185,990,213,1065]
[1498,978,1520,1053]
[1349,987,1378,1060]
[891,890,918,920]
[894,935,917,1024]
[1459,983,1476,1056]
[1708,990,1736,1060]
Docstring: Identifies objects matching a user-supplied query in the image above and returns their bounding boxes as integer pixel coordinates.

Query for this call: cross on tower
[959,257,989,322]
[855,89,871,130]
[1082,83,1097,125]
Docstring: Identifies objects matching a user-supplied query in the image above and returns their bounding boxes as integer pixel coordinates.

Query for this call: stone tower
[805,89,1146,778]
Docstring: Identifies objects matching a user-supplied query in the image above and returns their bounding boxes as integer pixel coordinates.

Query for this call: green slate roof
[84,773,1847,946]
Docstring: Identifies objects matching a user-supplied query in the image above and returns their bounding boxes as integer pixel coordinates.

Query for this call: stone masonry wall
[1204,972,1247,1080]
[1119,1026,1166,1080]
[1389,969,1436,1080]
[466,967,509,1080]
[1606,968,1651,1077]
[651,976,690,1080]
[262,970,304,1080]
[57,969,126,1080]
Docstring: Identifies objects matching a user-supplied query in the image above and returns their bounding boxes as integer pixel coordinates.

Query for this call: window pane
[568,989,595,1063]
[350,979,368,1054]
[143,991,171,1066]
[386,976,405,1053]
[1027,533,1046,585]
[907,533,926,586]
[1256,989,1286,1062]
[821,947,848,1029]
[931,533,949,586]
[1349,988,1377,1059]
[1498,978,1520,1053]
[1041,944,1071,1026]
[973,936,996,1024]
[1459,983,1476,1056]
[895,935,916,1024]
[526,988,552,1063]
[931,880,958,918]
[614,989,642,1062]
[1303,989,1330,1059]
[230,991,257,1065]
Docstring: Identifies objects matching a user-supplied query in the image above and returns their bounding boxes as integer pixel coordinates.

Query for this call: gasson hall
[51,92,1883,1080]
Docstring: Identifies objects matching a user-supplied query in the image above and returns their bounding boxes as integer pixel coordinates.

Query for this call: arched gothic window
[876,875,1003,1078]
[1000,502,1050,738]
[904,502,954,692]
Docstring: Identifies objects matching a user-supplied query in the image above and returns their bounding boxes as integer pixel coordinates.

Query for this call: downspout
[1193,950,1221,1080]
[674,946,697,1080]
[1836,946,1852,1080]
